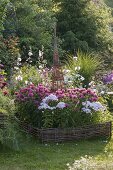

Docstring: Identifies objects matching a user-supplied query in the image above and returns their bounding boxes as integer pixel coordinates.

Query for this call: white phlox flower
[56,102,66,109]
[25,80,28,85]
[42,94,58,103]
[82,108,91,114]
[17,57,21,62]
[82,101,105,113]
[14,66,19,70]
[80,76,85,81]
[38,94,66,110]
[15,75,23,81]
[28,51,33,56]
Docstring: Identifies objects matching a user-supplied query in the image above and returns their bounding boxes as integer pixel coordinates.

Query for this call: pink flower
[28,93,34,97]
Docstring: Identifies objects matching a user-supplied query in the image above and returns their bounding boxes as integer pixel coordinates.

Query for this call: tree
[0,0,57,66]
[56,0,113,54]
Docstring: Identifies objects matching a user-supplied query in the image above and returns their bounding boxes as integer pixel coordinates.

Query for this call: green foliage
[11,64,41,94]
[56,0,113,53]
[0,36,20,75]
[0,0,58,67]
[16,101,42,128]
[0,91,14,115]
[42,104,112,129]
[10,0,55,63]
[66,51,101,88]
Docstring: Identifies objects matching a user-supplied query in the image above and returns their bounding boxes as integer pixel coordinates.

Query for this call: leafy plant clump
[66,51,101,88]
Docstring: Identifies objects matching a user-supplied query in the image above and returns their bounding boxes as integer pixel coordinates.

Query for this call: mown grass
[0,132,113,170]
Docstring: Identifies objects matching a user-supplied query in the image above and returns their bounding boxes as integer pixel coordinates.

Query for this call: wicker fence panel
[0,113,8,129]
[14,117,112,143]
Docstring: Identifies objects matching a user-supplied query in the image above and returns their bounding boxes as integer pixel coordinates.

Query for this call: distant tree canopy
[0,0,113,69]
[56,0,113,54]
[0,0,56,66]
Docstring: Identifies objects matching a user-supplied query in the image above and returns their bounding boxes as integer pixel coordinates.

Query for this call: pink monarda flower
[57,94,65,99]
[90,97,98,102]
[3,91,8,96]
[79,94,84,99]
[28,93,34,97]
[15,92,18,95]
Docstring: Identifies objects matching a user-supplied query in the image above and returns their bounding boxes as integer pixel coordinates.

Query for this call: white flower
[15,75,23,81]
[75,67,78,71]
[17,62,21,66]
[28,51,33,56]
[38,103,49,110]
[39,65,43,69]
[89,81,95,86]
[100,91,105,95]
[18,57,21,62]
[56,102,66,109]
[42,94,58,103]
[91,102,104,111]
[80,76,85,81]
[73,56,78,60]
[77,66,80,70]
[14,66,19,70]
[92,88,97,93]
[38,95,67,110]
[25,81,28,85]
[82,107,91,113]
[82,101,105,113]
[39,50,43,57]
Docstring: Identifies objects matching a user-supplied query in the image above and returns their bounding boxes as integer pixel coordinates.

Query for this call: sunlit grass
[0,132,113,170]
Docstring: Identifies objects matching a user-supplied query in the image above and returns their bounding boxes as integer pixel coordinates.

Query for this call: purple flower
[28,93,34,97]
[103,73,113,84]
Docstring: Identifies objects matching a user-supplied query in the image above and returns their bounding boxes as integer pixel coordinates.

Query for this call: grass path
[0,134,113,170]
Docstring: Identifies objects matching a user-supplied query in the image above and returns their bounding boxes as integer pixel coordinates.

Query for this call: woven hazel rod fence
[14,116,112,143]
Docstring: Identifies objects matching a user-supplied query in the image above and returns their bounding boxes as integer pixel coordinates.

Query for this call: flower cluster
[38,94,66,110]
[82,101,105,114]
[55,88,98,102]
[15,84,50,103]
[15,85,107,128]
[103,72,113,84]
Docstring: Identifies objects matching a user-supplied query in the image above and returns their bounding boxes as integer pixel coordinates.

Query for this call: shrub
[66,51,101,88]
[10,64,42,94]
[0,91,15,115]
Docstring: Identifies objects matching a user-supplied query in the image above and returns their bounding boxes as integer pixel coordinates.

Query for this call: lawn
[0,132,113,170]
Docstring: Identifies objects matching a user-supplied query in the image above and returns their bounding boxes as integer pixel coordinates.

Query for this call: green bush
[11,64,42,94]
[0,91,15,115]
[66,51,101,88]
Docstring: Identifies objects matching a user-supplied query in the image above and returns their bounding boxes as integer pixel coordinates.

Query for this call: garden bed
[15,117,112,143]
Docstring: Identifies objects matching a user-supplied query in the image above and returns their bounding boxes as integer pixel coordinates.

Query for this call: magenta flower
[28,93,34,97]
